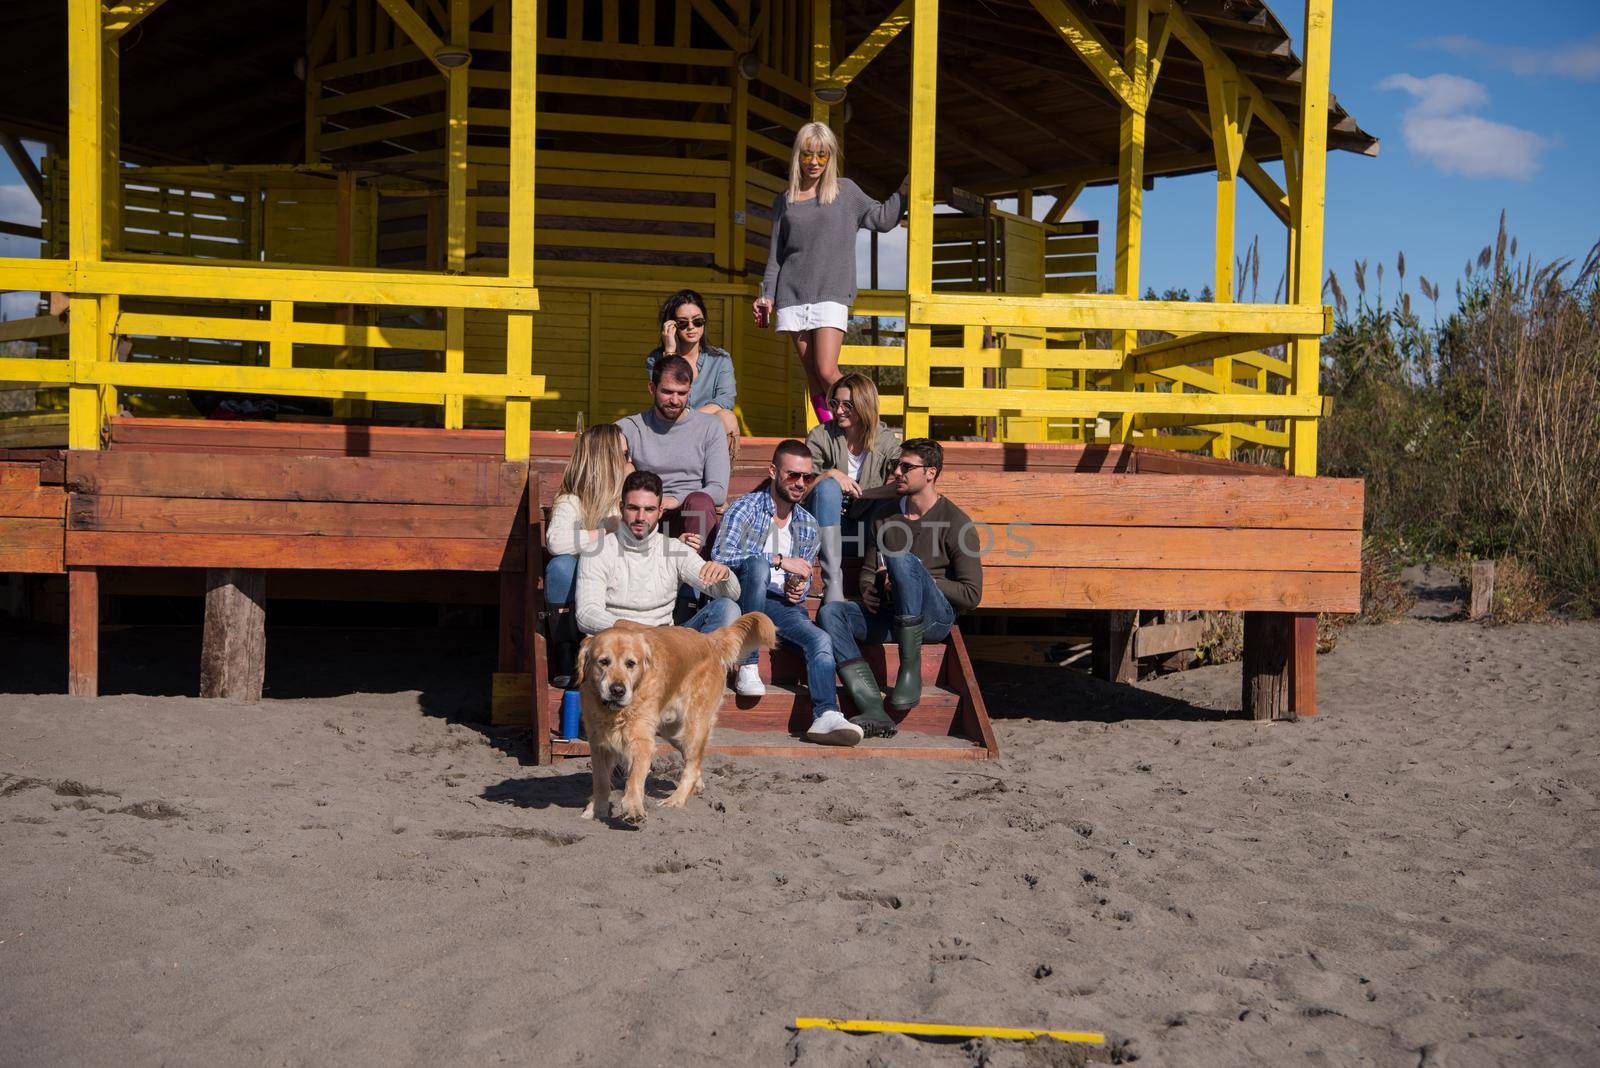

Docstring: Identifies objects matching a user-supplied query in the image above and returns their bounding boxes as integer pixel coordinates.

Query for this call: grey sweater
[760,177,904,309]
[617,408,730,505]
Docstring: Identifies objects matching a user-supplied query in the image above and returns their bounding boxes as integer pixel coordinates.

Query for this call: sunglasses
[779,469,818,482]
[673,316,706,329]
[799,150,831,163]
[826,397,855,412]
[893,461,927,475]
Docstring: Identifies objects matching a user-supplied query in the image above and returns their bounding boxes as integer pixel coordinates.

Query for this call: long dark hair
[657,288,715,351]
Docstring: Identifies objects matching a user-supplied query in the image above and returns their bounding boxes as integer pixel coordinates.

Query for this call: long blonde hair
[557,424,629,528]
[787,122,841,206]
[830,372,880,450]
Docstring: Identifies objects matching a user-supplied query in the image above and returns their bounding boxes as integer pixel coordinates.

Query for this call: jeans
[817,552,956,664]
[680,595,740,634]
[545,552,578,610]
[802,476,869,558]
[729,555,839,715]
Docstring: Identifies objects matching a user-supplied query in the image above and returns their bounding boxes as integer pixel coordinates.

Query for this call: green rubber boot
[838,658,897,738]
[888,614,925,711]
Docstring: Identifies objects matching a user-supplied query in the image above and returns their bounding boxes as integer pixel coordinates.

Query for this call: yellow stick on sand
[793,1018,1105,1045]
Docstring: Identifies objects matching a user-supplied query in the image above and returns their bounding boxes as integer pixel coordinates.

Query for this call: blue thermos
[559,689,583,740]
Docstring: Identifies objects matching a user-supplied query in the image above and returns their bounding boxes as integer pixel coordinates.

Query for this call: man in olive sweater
[818,438,983,737]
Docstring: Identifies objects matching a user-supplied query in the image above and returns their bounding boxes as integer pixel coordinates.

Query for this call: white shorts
[775,301,849,333]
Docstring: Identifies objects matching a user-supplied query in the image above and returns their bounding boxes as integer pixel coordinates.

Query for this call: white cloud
[1425,34,1600,81]
[0,183,40,225]
[1379,73,1548,180]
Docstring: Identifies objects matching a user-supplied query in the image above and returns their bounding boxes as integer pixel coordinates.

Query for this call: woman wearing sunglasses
[803,372,902,604]
[646,287,740,463]
[754,123,907,425]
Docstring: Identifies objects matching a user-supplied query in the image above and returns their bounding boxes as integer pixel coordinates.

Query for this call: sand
[2,618,1598,1066]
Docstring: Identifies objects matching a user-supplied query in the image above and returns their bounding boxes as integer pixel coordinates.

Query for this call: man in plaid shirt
[712,440,860,746]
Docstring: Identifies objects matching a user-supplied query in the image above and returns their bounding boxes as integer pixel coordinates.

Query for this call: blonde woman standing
[803,372,902,603]
[544,424,632,687]
[754,123,906,425]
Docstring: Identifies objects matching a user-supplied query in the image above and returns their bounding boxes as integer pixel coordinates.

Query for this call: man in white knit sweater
[575,470,741,636]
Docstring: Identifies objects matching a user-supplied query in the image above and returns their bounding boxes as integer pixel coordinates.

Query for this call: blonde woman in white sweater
[575,470,741,636]
[545,425,631,687]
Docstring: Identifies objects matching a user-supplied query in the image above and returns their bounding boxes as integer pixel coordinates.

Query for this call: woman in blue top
[645,287,739,462]
[753,122,906,425]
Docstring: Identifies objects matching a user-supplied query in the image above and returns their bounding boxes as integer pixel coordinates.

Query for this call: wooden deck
[0,417,1363,758]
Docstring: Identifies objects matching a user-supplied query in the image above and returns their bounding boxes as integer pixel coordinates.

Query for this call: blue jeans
[818,552,956,664]
[729,556,838,715]
[681,596,740,634]
[545,552,578,609]
[802,476,869,558]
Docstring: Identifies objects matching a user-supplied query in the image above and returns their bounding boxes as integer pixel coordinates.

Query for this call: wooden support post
[1289,612,1317,717]
[1470,559,1495,620]
[443,0,470,429]
[67,0,107,451]
[503,0,536,461]
[200,569,267,702]
[68,568,99,697]
[1109,0,1149,444]
[1243,610,1316,720]
[1287,0,1332,477]
[1092,609,1137,684]
[492,568,532,726]
[1204,62,1250,461]
[902,0,938,439]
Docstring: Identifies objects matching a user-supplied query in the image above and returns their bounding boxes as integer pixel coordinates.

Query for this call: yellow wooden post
[1109,0,1149,444]
[729,8,750,274]
[99,25,123,422]
[1205,63,1250,461]
[903,0,938,440]
[810,0,833,126]
[504,0,536,461]
[444,0,470,429]
[269,300,294,367]
[67,0,106,450]
[1288,0,1331,477]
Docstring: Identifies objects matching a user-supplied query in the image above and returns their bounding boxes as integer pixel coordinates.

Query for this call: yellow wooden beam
[1288,0,1332,477]
[810,0,833,125]
[911,294,1327,335]
[829,0,913,87]
[1028,0,1140,113]
[504,0,536,460]
[1130,332,1288,373]
[71,260,538,309]
[374,0,453,75]
[903,0,939,438]
[1109,0,1149,442]
[906,386,1321,420]
[1151,0,1294,144]
[69,0,107,450]
[103,0,167,41]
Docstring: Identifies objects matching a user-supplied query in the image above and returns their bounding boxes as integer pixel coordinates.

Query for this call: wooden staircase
[548,626,998,761]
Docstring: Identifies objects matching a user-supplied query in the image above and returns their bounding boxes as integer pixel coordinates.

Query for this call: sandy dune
[2,619,1597,1066]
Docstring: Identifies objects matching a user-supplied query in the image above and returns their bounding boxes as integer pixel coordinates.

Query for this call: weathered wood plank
[974,525,1360,572]
[982,566,1360,614]
[0,517,65,573]
[941,472,1364,530]
[1092,610,1137,683]
[200,569,266,703]
[0,487,66,519]
[67,451,528,507]
[67,532,525,571]
[68,494,522,540]
[1242,610,1291,721]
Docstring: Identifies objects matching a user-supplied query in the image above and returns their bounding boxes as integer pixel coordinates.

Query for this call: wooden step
[545,681,963,737]
[550,727,991,761]
[766,641,946,684]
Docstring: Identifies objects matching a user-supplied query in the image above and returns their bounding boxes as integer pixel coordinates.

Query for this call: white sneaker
[734,663,766,697]
[806,709,864,747]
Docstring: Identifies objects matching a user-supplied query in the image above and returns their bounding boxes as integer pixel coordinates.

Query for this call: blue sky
[4,3,1598,320]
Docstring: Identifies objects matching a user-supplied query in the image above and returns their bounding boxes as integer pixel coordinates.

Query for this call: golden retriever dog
[577,612,777,825]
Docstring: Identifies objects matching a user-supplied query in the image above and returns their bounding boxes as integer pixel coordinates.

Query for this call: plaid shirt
[711,488,820,598]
